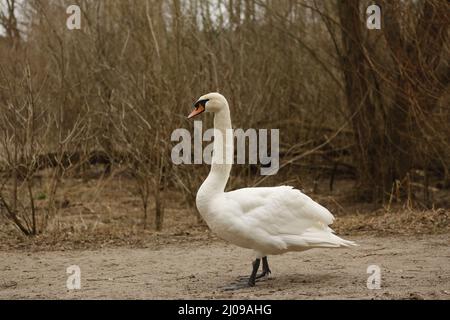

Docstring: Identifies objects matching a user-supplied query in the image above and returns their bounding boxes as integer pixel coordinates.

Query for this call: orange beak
[187,105,205,119]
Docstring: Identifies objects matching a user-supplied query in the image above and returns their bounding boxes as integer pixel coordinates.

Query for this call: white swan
[188,92,356,287]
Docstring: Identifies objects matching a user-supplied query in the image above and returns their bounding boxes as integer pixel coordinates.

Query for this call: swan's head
[188,92,228,119]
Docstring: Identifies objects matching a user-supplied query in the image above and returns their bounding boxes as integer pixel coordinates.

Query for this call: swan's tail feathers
[336,238,358,248]
[325,227,357,247]
[307,234,357,249]
[283,231,357,250]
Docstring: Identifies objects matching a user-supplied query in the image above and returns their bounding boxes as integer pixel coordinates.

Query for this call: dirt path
[0,234,449,299]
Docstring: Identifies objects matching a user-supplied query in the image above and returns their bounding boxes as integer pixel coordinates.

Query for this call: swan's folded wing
[225,185,335,236]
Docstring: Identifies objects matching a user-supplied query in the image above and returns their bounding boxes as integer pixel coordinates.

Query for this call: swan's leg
[248,258,261,287]
[255,256,271,279]
[235,256,270,282]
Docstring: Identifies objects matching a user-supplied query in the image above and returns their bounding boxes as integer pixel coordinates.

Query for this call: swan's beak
[187,104,205,119]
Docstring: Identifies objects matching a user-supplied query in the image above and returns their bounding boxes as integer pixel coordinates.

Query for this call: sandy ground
[0,234,449,300]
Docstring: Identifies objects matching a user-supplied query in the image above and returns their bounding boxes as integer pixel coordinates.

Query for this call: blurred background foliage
[0,0,448,234]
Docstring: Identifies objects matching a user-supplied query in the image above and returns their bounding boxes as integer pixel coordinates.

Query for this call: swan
[187,92,356,287]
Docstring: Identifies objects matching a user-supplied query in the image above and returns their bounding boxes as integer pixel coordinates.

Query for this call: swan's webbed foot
[222,258,261,290]
[221,257,272,290]
[221,280,251,291]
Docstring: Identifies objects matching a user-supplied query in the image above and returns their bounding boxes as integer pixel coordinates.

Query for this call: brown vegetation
[0,0,449,237]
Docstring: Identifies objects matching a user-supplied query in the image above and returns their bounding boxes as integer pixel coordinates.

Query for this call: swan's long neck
[197,104,233,205]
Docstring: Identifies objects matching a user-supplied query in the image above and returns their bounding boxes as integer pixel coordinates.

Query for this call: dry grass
[333,208,450,237]
[0,0,448,239]
[1,173,448,252]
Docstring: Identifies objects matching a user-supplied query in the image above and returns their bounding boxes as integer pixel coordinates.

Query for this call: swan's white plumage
[200,185,355,256]
[193,92,356,260]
